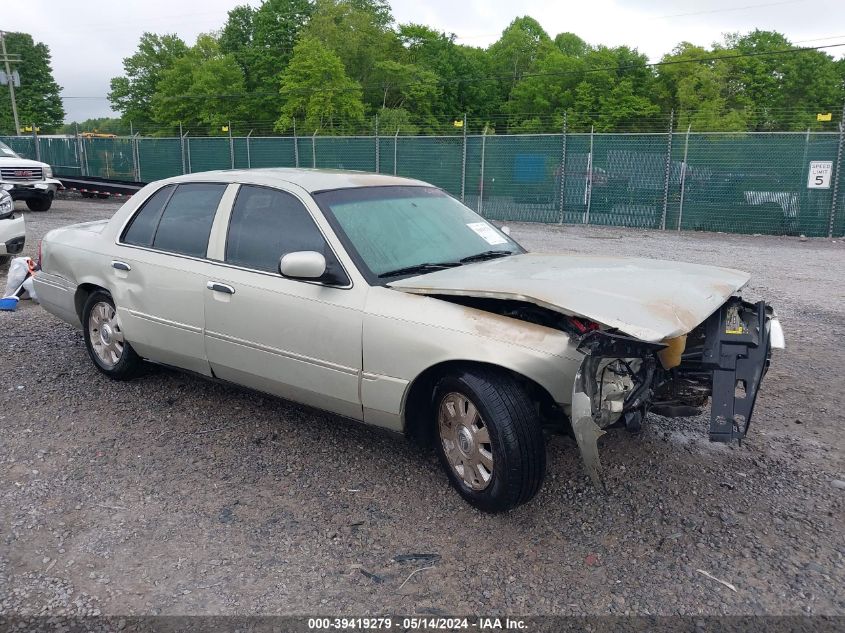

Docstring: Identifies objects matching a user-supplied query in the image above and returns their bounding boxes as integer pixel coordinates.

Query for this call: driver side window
[225,185,343,282]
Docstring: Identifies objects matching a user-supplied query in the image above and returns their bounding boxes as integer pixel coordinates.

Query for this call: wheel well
[403,360,558,447]
[74,283,108,322]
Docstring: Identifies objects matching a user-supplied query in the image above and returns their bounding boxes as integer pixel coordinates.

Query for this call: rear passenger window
[152,183,226,257]
[122,185,174,247]
[225,185,329,273]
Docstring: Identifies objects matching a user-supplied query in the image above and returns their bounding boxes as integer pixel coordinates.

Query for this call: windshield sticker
[467,222,508,245]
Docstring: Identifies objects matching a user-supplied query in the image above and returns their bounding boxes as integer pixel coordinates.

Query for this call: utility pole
[0,30,21,135]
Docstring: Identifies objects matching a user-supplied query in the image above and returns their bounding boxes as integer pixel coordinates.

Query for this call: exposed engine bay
[434,294,784,486]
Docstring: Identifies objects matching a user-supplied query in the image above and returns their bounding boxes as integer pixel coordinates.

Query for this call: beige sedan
[34,170,783,512]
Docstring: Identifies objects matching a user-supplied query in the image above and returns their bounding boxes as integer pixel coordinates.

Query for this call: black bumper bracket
[702,299,771,442]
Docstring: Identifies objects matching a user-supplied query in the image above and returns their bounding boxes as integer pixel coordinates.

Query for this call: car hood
[0,156,48,168]
[388,252,750,342]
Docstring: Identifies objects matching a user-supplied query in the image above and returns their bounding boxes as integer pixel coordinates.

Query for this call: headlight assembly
[0,191,13,219]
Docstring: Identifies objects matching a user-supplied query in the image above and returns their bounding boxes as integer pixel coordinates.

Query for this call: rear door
[112,182,236,375]
[202,184,366,419]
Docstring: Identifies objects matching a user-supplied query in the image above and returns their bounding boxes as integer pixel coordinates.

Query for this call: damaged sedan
[33,170,784,512]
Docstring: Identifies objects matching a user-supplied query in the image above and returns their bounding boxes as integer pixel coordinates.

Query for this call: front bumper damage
[571,297,782,487]
[2,180,61,200]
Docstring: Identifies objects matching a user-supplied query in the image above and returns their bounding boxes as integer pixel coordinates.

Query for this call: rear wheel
[25,195,52,212]
[434,368,546,512]
[82,291,142,380]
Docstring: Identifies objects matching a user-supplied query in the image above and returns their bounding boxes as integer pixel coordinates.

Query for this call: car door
[112,181,236,375]
[202,183,366,420]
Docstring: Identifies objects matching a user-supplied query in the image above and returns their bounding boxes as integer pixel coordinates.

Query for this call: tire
[26,196,52,212]
[82,290,142,380]
[433,368,546,512]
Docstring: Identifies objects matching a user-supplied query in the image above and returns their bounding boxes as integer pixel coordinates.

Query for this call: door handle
[207,281,235,295]
[111,261,131,272]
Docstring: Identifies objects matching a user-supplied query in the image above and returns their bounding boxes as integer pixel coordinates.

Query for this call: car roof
[163,168,432,193]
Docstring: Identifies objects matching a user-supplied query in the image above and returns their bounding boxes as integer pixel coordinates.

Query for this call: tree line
[2,0,845,137]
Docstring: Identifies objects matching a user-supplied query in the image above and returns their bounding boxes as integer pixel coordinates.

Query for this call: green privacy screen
[2,131,842,236]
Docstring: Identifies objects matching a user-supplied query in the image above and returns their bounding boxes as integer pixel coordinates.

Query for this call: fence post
[311,130,317,168]
[246,130,252,169]
[478,125,488,216]
[228,120,234,169]
[179,123,185,175]
[293,118,299,168]
[557,112,567,224]
[460,113,467,202]
[661,109,674,230]
[393,128,399,176]
[32,124,40,162]
[134,133,142,181]
[185,136,191,175]
[74,123,83,176]
[585,125,594,224]
[374,115,379,173]
[829,108,845,237]
[677,124,691,231]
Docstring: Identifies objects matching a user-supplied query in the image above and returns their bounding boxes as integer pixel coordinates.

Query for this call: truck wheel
[433,368,546,512]
[26,196,52,212]
[82,291,142,380]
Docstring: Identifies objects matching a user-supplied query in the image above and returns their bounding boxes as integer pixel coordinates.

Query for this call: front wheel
[82,291,142,380]
[26,196,52,212]
[434,368,546,512]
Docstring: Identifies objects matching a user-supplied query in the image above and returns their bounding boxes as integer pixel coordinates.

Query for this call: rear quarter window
[121,183,226,258]
[121,185,174,247]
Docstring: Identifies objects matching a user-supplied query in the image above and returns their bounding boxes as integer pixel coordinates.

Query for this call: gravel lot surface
[1,195,843,617]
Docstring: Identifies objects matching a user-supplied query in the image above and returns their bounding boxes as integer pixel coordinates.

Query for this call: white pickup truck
[0,140,61,211]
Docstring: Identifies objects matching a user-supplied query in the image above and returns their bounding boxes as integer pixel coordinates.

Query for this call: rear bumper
[32,271,80,327]
[2,180,61,200]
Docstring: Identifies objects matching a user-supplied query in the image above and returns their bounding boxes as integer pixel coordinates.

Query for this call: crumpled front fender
[570,331,665,488]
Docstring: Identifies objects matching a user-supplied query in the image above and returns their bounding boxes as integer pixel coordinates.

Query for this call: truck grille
[1,167,43,181]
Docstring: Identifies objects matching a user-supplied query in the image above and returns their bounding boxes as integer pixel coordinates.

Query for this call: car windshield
[0,142,19,158]
[315,186,522,280]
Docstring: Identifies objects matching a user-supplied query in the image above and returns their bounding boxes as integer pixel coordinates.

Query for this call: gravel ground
[1,195,843,617]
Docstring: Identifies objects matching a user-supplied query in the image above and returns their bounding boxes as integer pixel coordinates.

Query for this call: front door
[202,184,366,420]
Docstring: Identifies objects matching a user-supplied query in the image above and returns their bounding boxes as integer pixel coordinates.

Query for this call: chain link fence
[3,128,843,236]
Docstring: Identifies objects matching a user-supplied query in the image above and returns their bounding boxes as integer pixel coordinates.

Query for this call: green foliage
[0,32,64,134]
[303,0,400,108]
[59,117,129,135]
[275,38,364,133]
[376,107,419,135]
[220,0,315,123]
[488,16,553,94]
[105,11,845,135]
[108,33,188,127]
[151,35,246,134]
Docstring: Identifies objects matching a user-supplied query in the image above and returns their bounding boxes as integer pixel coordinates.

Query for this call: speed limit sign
[807,161,833,189]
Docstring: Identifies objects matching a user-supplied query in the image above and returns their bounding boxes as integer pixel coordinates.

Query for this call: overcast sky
[3,0,844,121]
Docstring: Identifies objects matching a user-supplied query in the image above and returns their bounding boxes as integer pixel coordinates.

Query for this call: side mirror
[280,251,327,280]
